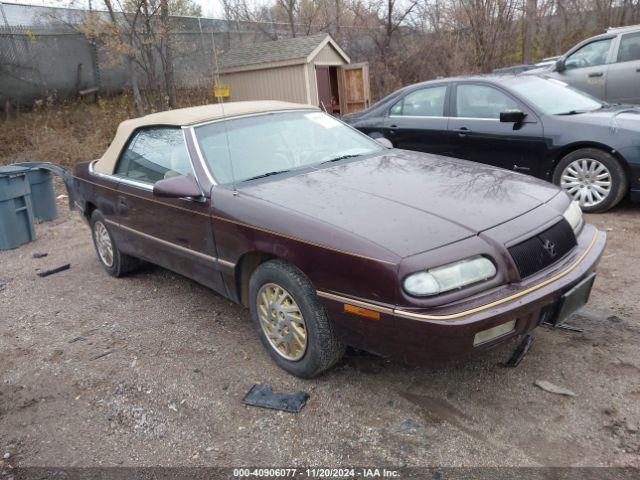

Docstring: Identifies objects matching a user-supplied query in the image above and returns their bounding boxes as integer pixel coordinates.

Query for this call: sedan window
[194,111,382,185]
[617,32,640,62]
[115,127,192,184]
[565,38,613,69]
[503,76,603,115]
[455,85,518,119]
[390,86,447,117]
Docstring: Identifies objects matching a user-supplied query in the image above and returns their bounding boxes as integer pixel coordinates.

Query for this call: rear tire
[553,148,627,213]
[249,259,345,378]
[90,210,140,277]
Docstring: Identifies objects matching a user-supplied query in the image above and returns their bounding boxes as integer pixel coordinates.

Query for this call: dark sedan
[342,75,640,212]
[73,101,605,377]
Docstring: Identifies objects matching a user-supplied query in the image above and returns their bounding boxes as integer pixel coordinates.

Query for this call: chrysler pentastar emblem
[542,239,557,258]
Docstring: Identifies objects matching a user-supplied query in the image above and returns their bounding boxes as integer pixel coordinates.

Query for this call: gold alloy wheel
[94,220,114,267]
[257,283,307,361]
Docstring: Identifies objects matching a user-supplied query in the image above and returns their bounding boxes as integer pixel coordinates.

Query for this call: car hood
[552,105,640,130]
[240,150,563,258]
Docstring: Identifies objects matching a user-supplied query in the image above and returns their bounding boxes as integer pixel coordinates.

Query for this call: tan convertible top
[93,100,317,174]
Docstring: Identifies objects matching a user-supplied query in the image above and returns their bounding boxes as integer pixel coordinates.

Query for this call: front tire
[249,260,345,378]
[90,210,139,277]
[553,148,627,213]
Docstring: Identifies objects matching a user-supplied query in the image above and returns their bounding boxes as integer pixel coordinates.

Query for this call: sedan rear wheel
[553,148,627,213]
[90,210,140,277]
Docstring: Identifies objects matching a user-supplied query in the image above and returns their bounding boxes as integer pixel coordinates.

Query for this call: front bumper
[320,225,606,364]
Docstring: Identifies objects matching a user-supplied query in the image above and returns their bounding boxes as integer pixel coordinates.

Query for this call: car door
[553,37,615,100]
[382,84,453,156]
[112,126,225,293]
[448,83,546,175]
[606,31,640,104]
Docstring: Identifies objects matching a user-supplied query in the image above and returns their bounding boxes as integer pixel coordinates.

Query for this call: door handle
[588,72,604,78]
[636,67,640,73]
[118,196,128,212]
[455,127,471,136]
[388,124,399,130]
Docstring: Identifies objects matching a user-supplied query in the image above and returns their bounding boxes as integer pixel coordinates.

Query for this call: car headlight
[403,255,497,297]
[563,200,583,233]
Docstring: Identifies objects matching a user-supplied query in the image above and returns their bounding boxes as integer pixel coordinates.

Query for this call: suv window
[390,86,447,117]
[115,127,192,184]
[617,32,640,62]
[455,84,518,119]
[565,38,613,69]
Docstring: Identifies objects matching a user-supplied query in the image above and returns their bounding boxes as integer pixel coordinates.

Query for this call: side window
[565,38,613,69]
[115,127,192,184]
[389,86,447,117]
[455,85,518,119]
[617,32,640,63]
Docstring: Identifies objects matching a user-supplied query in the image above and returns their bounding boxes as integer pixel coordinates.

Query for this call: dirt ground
[1,185,639,469]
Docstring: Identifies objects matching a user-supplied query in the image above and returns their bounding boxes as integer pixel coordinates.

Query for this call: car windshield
[194,110,383,184]
[503,76,603,115]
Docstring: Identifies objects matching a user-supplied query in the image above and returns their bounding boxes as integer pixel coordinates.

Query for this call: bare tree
[160,0,177,108]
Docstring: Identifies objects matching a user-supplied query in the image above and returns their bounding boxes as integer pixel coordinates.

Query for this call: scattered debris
[90,349,115,361]
[535,380,576,397]
[242,384,309,413]
[32,252,48,258]
[168,403,178,412]
[0,282,5,292]
[3,452,10,459]
[398,418,422,433]
[68,336,86,343]
[504,333,535,368]
[56,194,68,200]
[37,263,70,277]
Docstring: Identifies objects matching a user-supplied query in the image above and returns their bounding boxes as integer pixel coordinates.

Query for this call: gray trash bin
[0,165,36,250]
[13,163,58,221]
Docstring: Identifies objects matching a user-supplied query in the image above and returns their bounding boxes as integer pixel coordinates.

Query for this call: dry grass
[0,95,138,169]
[0,90,215,170]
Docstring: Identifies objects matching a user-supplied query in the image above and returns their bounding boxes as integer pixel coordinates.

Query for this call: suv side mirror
[499,110,527,124]
[153,174,202,199]
[554,58,566,72]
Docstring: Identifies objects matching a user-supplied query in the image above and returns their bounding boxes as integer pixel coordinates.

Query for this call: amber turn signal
[343,304,380,320]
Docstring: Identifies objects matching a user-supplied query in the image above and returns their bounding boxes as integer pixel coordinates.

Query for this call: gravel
[0,197,639,467]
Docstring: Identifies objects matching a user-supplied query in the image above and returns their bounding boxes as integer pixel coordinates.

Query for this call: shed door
[316,67,333,112]
[340,63,371,114]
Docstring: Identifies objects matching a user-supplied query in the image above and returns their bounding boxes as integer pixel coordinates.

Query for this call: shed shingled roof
[218,33,347,72]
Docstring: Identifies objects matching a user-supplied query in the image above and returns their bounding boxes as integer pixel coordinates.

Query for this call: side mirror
[554,58,566,72]
[374,137,393,149]
[499,110,527,124]
[153,174,202,199]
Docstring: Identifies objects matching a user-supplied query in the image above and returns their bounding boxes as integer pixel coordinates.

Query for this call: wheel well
[235,251,276,307]
[84,201,97,220]
[552,142,626,174]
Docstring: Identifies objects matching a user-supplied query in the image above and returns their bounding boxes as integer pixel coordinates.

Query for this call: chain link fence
[0,3,285,107]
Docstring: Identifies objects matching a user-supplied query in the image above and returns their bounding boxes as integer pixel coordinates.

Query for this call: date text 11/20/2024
[232,468,400,478]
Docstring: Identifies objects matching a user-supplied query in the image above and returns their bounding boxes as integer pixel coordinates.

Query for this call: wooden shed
[217,33,370,115]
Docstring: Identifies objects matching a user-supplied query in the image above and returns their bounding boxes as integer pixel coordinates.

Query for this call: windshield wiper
[320,154,362,165]
[242,169,291,182]
[556,110,588,115]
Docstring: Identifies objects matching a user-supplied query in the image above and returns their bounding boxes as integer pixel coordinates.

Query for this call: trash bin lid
[0,165,31,177]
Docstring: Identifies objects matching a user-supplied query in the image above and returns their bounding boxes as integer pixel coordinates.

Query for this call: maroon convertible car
[72,101,606,377]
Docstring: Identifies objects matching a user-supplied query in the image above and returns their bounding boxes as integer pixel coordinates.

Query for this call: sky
[0,0,242,18]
